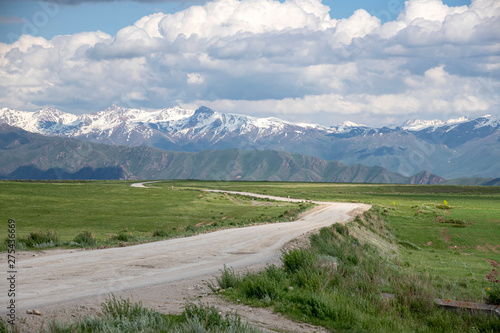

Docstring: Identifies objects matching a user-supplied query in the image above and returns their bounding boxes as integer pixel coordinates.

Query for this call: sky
[0,0,498,127]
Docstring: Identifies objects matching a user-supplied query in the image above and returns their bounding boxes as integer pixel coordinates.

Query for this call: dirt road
[2,187,369,331]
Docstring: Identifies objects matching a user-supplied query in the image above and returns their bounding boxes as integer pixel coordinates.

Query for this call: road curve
[1,188,370,312]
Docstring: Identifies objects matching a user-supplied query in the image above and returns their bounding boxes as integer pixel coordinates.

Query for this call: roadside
[7,188,369,332]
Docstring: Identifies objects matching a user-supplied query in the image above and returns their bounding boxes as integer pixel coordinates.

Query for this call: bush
[38,297,264,333]
[439,219,467,227]
[73,230,96,246]
[0,316,8,333]
[183,302,231,330]
[239,272,281,301]
[282,248,316,273]
[216,265,240,289]
[185,225,198,233]
[112,232,130,242]
[182,303,263,332]
[393,273,436,315]
[291,292,335,320]
[486,285,500,305]
[101,295,150,320]
[152,229,169,237]
[334,223,349,236]
[21,230,59,248]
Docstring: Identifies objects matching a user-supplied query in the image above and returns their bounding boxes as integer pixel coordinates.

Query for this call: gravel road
[2,186,370,331]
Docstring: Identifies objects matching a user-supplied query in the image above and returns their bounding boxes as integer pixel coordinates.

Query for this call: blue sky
[0,0,471,43]
[0,0,498,127]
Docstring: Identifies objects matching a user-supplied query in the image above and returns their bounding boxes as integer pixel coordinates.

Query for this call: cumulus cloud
[34,0,205,4]
[184,64,496,125]
[1,0,499,125]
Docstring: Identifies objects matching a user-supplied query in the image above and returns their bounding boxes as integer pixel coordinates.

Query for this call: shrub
[182,302,263,332]
[183,302,231,330]
[34,241,56,249]
[21,230,59,248]
[334,223,349,236]
[185,225,198,233]
[264,264,287,284]
[113,232,131,242]
[101,295,148,319]
[439,219,467,227]
[73,230,96,246]
[152,229,169,237]
[292,292,335,320]
[239,272,281,301]
[0,316,8,333]
[282,248,316,273]
[38,297,263,333]
[216,265,240,289]
[485,285,500,305]
[393,273,436,315]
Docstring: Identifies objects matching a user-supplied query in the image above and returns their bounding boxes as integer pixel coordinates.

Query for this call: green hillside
[0,125,443,184]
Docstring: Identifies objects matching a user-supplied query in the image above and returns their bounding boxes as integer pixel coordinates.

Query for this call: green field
[1,180,500,330]
[175,181,500,300]
[0,180,310,248]
[2,180,499,289]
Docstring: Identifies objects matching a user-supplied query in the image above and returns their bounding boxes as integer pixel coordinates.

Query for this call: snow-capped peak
[1,106,499,149]
[341,121,365,128]
[402,119,445,131]
[447,116,469,124]
[34,107,79,123]
[402,116,471,131]
[474,114,500,129]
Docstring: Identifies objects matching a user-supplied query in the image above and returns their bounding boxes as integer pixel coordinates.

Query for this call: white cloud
[398,0,468,24]
[187,72,205,84]
[0,0,499,125]
[156,0,336,41]
[333,9,380,44]
[184,64,498,126]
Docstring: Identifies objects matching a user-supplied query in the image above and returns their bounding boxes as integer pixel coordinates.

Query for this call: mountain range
[1,106,499,180]
[0,124,447,184]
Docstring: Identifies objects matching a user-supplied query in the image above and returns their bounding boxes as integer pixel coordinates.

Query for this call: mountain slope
[1,106,498,178]
[0,124,443,184]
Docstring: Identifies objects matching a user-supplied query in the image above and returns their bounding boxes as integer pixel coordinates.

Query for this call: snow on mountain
[330,121,368,132]
[401,117,470,131]
[473,114,500,129]
[0,105,338,143]
[1,106,499,147]
[1,106,500,179]
[402,119,445,131]
[0,107,80,134]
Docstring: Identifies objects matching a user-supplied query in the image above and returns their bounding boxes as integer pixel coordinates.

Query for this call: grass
[213,210,500,332]
[185,181,500,302]
[5,230,61,250]
[1,179,499,331]
[486,284,500,304]
[0,180,311,249]
[73,230,96,246]
[31,296,263,333]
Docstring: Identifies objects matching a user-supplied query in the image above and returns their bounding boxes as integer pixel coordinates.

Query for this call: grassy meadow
[0,180,310,248]
[182,182,500,300]
[1,180,499,331]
